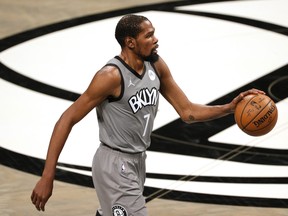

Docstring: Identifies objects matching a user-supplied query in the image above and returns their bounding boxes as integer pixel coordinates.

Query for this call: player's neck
[119,51,144,75]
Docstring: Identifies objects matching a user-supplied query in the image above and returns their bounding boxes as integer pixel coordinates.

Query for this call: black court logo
[112,205,127,216]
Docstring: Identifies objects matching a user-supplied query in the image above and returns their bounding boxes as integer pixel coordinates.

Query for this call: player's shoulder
[97,64,122,80]
[88,65,122,93]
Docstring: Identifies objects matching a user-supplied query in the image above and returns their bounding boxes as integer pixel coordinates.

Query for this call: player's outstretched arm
[155,56,265,123]
[183,88,265,123]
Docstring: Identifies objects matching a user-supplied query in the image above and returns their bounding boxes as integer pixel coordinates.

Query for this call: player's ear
[125,37,135,49]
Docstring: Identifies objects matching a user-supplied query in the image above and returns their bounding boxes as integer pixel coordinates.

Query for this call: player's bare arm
[155,56,265,124]
[31,66,121,211]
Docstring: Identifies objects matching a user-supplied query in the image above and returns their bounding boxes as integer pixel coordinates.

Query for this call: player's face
[135,20,159,61]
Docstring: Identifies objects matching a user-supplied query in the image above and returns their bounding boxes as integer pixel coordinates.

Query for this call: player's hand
[31,177,53,211]
[229,88,265,112]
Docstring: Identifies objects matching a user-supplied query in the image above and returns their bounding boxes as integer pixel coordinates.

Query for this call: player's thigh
[92,147,147,215]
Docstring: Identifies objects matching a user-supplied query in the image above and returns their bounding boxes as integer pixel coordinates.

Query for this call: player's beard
[143,52,159,63]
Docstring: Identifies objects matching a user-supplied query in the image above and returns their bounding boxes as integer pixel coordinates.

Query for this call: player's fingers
[230,88,266,112]
[34,196,41,211]
[35,196,46,211]
[237,89,265,102]
[31,191,45,211]
[31,191,38,206]
[30,191,35,203]
[247,88,265,95]
[32,198,40,211]
[40,200,46,211]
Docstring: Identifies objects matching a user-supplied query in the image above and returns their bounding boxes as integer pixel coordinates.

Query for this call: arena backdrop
[1,0,288,208]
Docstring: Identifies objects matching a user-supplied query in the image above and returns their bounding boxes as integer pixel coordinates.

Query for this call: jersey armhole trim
[150,62,161,81]
[105,63,124,102]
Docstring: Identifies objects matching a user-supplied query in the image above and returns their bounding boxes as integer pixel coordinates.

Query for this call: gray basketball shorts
[92,143,147,216]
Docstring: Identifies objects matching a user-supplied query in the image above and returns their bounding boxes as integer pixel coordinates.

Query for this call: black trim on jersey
[115,56,146,79]
[104,63,124,102]
[150,61,161,81]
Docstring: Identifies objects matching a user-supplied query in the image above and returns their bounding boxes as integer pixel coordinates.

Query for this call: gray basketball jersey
[96,56,160,153]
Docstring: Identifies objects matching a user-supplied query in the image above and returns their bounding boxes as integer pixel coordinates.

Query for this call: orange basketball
[234,94,278,136]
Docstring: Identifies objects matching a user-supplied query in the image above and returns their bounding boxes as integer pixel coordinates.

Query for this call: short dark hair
[115,14,150,47]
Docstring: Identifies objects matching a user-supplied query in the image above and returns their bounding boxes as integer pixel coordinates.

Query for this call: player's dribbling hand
[229,88,265,112]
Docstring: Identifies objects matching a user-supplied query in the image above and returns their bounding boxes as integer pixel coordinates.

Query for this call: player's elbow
[180,111,197,124]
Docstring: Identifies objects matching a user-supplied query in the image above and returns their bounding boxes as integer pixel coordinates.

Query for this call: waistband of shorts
[100,143,145,158]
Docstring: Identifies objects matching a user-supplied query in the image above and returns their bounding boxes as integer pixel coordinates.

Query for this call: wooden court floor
[0,0,288,215]
[2,165,288,216]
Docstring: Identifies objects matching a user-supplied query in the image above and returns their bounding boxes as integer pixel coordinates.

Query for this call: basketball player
[31,14,264,215]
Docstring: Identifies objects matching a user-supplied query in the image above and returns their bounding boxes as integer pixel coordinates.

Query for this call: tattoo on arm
[189,115,195,122]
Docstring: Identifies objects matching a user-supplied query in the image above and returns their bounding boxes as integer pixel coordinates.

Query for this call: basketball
[234,94,278,136]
